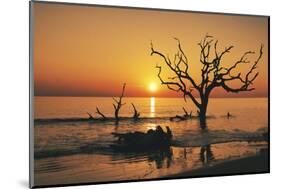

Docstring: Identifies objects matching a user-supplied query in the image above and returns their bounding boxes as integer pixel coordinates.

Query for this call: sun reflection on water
[150,97,155,117]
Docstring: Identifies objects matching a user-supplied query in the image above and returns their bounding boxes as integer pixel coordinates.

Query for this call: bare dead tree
[151,34,263,129]
[96,107,107,120]
[132,103,140,120]
[113,83,126,124]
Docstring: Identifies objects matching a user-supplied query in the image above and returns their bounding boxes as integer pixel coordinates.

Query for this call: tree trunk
[199,108,207,129]
[115,111,119,125]
[199,97,208,129]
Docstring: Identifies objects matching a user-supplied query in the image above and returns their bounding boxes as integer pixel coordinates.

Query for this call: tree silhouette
[113,83,126,124]
[151,35,263,129]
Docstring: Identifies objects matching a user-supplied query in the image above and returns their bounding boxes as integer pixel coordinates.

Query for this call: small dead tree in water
[87,112,94,120]
[182,107,188,117]
[189,111,192,118]
[113,83,126,124]
[96,107,107,120]
[132,103,140,120]
[151,35,263,129]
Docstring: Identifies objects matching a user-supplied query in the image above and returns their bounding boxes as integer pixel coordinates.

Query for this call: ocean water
[33,97,268,185]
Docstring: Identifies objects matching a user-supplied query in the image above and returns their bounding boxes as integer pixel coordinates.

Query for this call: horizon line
[34,95,268,99]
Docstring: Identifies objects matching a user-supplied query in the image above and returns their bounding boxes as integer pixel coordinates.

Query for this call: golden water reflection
[34,142,267,185]
[150,97,155,117]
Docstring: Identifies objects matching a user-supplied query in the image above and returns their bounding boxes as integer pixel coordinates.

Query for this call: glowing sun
[149,83,157,92]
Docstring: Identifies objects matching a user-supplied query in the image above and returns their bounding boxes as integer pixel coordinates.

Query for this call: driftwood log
[170,107,191,121]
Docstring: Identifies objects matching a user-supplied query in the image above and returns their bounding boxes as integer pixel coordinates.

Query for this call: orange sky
[32,2,268,98]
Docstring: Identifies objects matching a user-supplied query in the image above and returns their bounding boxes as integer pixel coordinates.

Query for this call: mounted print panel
[30,1,269,188]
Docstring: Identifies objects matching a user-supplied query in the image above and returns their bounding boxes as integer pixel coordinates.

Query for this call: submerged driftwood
[87,83,145,123]
[96,107,107,120]
[111,126,173,152]
[170,107,193,121]
[131,103,140,120]
[87,112,94,120]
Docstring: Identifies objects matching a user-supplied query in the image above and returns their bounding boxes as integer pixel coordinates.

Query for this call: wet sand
[165,149,269,179]
[34,142,268,186]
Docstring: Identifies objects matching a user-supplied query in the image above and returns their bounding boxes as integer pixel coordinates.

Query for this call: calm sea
[33,97,268,185]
